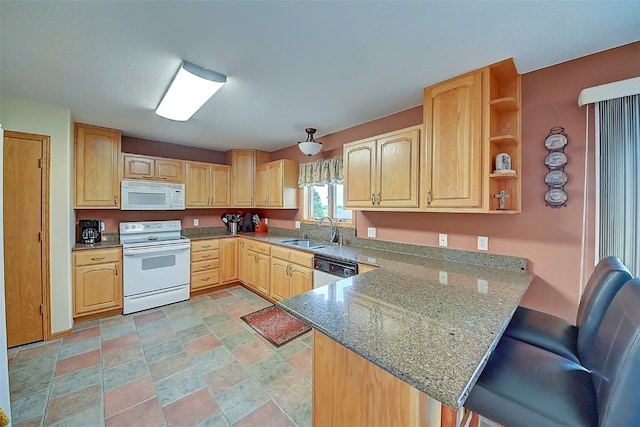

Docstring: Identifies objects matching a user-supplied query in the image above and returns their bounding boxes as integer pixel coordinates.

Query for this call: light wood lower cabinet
[238,238,247,283]
[270,245,313,301]
[190,239,220,293]
[244,241,271,296]
[220,238,238,283]
[73,248,122,318]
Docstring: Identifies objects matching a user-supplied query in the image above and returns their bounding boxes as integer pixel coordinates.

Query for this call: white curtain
[298,156,343,188]
[597,94,640,274]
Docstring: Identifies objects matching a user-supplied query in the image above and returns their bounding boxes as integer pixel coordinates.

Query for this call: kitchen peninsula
[278,250,533,427]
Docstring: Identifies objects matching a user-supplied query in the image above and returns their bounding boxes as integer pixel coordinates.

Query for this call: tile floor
[7,286,313,427]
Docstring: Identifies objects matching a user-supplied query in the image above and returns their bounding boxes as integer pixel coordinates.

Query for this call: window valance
[298,156,343,188]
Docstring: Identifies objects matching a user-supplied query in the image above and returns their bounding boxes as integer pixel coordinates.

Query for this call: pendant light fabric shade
[155,61,227,121]
[298,128,323,156]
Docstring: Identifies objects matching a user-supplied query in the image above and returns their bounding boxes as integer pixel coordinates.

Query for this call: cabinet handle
[201,277,210,281]
[158,177,167,180]
[143,175,153,179]
[377,193,381,205]
[115,265,118,276]
[114,195,117,205]
[201,254,212,259]
[91,256,105,261]
[427,190,432,206]
[371,193,375,205]
[201,244,211,248]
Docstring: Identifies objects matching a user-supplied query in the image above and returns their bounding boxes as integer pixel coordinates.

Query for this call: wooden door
[220,238,238,283]
[122,154,154,180]
[210,165,231,207]
[424,71,483,208]
[344,140,377,208]
[155,159,183,182]
[376,129,420,208]
[267,161,283,207]
[185,161,211,207]
[231,150,256,207]
[74,123,120,208]
[254,164,269,207]
[270,258,290,301]
[4,132,49,347]
[290,265,312,297]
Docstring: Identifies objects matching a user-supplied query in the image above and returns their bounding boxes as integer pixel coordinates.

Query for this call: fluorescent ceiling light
[155,61,226,121]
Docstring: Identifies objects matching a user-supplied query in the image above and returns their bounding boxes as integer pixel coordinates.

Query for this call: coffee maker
[78,219,102,244]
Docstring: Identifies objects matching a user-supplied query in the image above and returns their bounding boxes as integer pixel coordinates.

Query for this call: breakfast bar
[278,254,533,426]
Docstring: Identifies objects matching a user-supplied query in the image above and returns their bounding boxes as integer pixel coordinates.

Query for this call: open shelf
[490,135,519,145]
[490,97,519,113]
[489,173,519,179]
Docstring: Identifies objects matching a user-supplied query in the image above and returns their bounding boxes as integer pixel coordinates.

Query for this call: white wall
[1,98,74,334]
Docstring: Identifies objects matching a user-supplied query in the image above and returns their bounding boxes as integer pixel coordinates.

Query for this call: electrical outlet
[100,221,105,232]
[264,218,268,225]
[193,218,199,226]
[439,233,448,247]
[367,227,377,238]
[294,220,301,229]
[478,279,489,294]
[478,236,489,251]
[439,271,448,285]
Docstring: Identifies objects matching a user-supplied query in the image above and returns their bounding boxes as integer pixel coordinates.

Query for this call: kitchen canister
[229,222,238,235]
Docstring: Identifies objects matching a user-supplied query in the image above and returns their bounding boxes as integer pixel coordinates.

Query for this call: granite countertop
[273,238,533,410]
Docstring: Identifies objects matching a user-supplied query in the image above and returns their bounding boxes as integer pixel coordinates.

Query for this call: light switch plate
[294,220,301,229]
[478,279,489,294]
[478,236,489,251]
[367,227,377,238]
[439,271,448,285]
[264,218,268,225]
[193,218,199,226]
[439,233,448,247]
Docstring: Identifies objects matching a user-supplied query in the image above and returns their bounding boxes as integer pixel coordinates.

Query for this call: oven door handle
[123,244,191,256]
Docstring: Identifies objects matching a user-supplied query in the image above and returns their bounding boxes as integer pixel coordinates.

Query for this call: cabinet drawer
[246,241,270,255]
[192,249,219,262]
[74,248,121,266]
[271,245,290,261]
[191,269,220,289]
[290,250,314,268]
[191,259,220,273]
[191,239,220,252]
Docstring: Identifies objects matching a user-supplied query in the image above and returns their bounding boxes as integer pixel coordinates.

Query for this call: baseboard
[49,329,72,340]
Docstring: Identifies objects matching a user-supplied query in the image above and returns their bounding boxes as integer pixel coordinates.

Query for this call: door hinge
[40,304,44,314]
[38,232,42,242]
[38,158,42,168]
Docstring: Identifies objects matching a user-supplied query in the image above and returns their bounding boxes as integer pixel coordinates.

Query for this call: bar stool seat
[466,278,640,427]
[504,256,630,363]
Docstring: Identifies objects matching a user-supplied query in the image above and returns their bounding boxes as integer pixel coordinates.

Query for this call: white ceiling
[1,1,639,152]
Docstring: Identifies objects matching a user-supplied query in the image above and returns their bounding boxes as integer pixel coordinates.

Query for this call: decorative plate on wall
[545,152,568,169]
[545,189,568,207]
[544,133,568,151]
[545,171,568,187]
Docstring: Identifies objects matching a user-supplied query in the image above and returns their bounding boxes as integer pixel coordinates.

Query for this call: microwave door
[124,190,170,210]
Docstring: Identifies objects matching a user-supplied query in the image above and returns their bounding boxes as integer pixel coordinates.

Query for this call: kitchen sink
[281,239,326,249]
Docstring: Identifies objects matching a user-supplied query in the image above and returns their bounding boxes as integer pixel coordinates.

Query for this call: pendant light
[298,128,323,157]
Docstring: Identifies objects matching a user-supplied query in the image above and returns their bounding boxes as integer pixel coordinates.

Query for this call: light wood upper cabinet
[122,154,183,183]
[255,159,299,208]
[227,149,270,207]
[344,126,420,209]
[424,71,483,209]
[423,58,521,213]
[74,123,121,208]
[185,161,231,208]
[72,248,122,318]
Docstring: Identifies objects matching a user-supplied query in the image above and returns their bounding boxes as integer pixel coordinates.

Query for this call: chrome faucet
[319,216,338,243]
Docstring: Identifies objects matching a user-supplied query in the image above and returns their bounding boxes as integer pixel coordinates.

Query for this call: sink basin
[282,239,326,249]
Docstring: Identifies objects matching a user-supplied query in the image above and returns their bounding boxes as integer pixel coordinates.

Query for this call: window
[305,183,352,223]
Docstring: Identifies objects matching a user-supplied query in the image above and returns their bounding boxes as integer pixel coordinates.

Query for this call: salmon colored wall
[269,42,640,322]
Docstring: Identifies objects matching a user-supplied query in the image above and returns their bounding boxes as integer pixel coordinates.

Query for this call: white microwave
[121,180,185,210]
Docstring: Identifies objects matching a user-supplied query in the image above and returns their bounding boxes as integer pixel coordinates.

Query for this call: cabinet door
[255,164,269,207]
[376,129,420,208]
[231,150,256,207]
[155,159,183,182]
[267,161,283,207]
[290,264,312,297]
[344,140,377,208]
[220,238,238,283]
[245,251,257,290]
[238,239,246,283]
[185,161,211,207]
[191,269,220,291]
[211,165,231,207]
[123,155,154,180]
[74,124,121,208]
[424,71,483,208]
[73,262,122,316]
[270,259,290,301]
[255,255,270,296]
